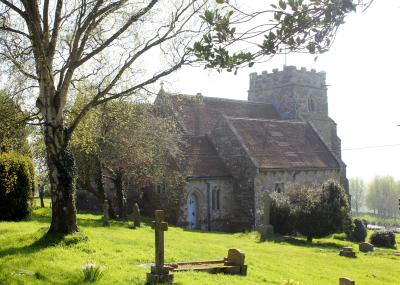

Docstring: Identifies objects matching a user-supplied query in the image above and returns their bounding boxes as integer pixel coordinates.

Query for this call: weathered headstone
[339,247,356,258]
[359,242,374,253]
[121,197,127,218]
[147,210,173,284]
[103,200,110,227]
[258,193,274,236]
[339,277,355,285]
[132,202,141,228]
[226,249,245,266]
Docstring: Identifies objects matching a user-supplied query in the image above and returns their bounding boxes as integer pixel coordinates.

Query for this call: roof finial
[158,81,166,95]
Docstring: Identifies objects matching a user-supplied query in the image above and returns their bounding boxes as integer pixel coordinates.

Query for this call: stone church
[154,65,347,232]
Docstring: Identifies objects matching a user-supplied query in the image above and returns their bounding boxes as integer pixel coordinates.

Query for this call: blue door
[188,194,197,229]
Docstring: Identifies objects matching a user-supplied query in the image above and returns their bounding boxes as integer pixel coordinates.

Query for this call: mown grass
[0,200,399,285]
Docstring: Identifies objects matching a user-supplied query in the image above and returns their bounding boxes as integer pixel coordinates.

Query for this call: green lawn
[0,203,399,285]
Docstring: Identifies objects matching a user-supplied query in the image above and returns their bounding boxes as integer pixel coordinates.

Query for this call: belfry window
[307,97,315,112]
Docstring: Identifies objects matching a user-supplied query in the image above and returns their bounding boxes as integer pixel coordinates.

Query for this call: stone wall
[76,189,102,213]
[177,178,235,231]
[210,118,258,231]
[253,169,341,226]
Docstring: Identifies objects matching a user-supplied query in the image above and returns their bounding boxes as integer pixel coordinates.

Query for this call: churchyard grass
[0,203,399,285]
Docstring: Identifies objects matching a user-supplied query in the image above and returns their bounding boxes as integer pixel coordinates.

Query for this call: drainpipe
[206,182,211,231]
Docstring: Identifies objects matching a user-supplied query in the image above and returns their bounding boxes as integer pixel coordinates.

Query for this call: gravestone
[339,277,355,285]
[147,210,174,284]
[258,193,274,236]
[103,200,110,227]
[339,247,356,258]
[132,202,141,228]
[122,197,128,218]
[359,242,374,253]
[226,249,245,266]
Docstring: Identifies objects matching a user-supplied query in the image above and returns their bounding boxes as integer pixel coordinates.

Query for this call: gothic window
[212,187,221,210]
[156,183,166,194]
[274,183,284,193]
[307,97,315,112]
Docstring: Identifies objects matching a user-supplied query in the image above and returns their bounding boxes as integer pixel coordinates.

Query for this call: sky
[165,0,400,183]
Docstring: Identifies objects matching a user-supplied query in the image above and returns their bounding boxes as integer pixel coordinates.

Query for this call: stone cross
[263,193,272,225]
[103,200,110,227]
[132,202,141,228]
[154,210,168,274]
[147,210,173,284]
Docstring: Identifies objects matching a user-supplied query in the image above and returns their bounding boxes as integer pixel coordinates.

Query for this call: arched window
[307,97,315,112]
[212,187,221,210]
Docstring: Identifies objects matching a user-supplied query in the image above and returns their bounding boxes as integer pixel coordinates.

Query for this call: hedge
[0,152,36,220]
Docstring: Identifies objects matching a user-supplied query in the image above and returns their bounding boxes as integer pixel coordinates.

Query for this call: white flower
[81,263,97,270]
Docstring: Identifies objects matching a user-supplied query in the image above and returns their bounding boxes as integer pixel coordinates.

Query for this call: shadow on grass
[258,234,344,250]
[0,227,88,259]
[28,207,153,229]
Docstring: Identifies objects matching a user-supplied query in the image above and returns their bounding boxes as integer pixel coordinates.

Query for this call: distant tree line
[349,176,400,218]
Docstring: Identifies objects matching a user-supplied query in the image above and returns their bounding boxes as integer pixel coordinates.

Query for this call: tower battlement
[249,65,326,91]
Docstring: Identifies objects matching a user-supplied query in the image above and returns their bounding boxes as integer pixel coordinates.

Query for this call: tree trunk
[115,170,126,218]
[46,127,79,234]
[307,235,313,243]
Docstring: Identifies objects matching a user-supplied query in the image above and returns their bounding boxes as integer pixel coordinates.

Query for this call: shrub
[287,181,351,242]
[0,152,35,220]
[370,230,396,248]
[349,219,367,242]
[288,184,322,242]
[270,192,295,234]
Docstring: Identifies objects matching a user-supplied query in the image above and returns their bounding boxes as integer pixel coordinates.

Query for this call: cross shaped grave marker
[154,210,168,273]
[147,210,173,284]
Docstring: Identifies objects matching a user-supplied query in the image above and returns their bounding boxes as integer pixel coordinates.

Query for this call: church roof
[180,135,231,178]
[167,94,281,135]
[227,118,340,170]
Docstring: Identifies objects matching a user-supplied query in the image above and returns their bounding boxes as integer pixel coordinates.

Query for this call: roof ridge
[226,117,306,124]
[167,92,275,106]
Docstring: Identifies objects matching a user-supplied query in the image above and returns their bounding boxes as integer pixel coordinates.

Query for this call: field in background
[353,212,399,227]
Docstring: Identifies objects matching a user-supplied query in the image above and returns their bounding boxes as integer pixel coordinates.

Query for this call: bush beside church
[270,180,351,242]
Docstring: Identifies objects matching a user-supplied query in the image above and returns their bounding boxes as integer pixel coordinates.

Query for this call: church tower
[248,65,348,190]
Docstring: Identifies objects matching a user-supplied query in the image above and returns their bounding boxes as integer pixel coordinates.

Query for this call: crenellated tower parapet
[248,65,329,119]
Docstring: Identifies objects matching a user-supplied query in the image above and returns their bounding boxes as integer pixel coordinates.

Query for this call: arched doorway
[187,193,198,229]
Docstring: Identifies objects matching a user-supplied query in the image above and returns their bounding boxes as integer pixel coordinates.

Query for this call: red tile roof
[168,94,281,135]
[227,118,340,170]
[180,135,231,178]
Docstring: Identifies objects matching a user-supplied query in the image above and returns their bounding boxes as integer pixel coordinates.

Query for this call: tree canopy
[0,90,29,153]
[70,95,184,217]
[349,177,365,214]
[191,0,370,72]
[366,176,399,218]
